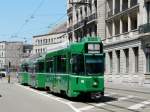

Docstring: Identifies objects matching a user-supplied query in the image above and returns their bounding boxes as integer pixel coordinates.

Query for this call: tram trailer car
[45,37,105,99]
[29,57,46,89]
[18,62,30,85]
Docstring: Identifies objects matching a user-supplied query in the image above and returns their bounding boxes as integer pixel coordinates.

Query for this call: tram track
[78,92,149,112]
[106,87,150,95]
[86,102,140,112]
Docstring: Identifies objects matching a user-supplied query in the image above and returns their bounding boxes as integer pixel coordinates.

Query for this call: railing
[139,23,150,33]
[87,13,97,23]
[74,13,97,29]
[130,0,138,7]
[107,10,113,18]
[145,0,150,3]
[122,3,128,11]
[74,19,85,29]
[67,7,73,14]
[115,7,120,14]
[67,26,73,32]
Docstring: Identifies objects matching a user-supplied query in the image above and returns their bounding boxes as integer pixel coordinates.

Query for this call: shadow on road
[46,91,117,103]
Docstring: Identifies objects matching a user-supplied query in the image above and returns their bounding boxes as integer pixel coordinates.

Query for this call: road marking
[78,95,134,111]
[128,100,150,110]
[79,105,95,111]
[117,95,134,101]
[16,84,81,112]
[105,92,117,97]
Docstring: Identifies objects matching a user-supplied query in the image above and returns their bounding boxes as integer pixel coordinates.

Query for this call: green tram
[18,61,30,85]
[29,57,46,88]
[19,37,105,99]
[44,37,105,98]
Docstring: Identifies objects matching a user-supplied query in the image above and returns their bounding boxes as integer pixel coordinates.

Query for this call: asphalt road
[0,76,150,112]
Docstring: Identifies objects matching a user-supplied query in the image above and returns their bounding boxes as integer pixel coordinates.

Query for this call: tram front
[68,39,105,99]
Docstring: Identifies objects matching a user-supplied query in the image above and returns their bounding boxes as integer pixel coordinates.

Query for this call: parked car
[0,71,7,77]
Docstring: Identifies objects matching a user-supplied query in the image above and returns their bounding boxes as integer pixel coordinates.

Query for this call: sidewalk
[105,82,150,94]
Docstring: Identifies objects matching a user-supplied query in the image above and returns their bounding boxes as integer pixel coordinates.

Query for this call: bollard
[8,75,10,83]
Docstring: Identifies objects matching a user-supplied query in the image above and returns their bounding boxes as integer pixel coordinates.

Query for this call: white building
[33,22,68,55]
[0,41,23,69]
[104,0,150,86]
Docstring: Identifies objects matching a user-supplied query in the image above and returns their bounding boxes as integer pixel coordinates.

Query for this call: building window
[109,52,113,73]
[146,47,150,73]
[124,49,129,73]
[133,47,139,72]
[116,50,120,73]
[131,13,137,30]
[94,0,97,12]
[122,16,128,33]
[84,6,87,17]
[146,2,150,23]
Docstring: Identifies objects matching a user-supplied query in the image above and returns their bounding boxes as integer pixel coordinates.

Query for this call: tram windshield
[72,54,85,75]
[85,55,104,75]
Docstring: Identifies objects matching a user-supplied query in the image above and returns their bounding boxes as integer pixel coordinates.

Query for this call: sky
[0,0,67,43]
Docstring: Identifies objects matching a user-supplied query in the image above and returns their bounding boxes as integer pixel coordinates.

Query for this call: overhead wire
[13,0,46,38]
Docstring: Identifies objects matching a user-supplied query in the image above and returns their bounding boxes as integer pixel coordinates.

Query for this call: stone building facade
[33,22,67,55]
[0,41,23,69]
[67,0,150,86]
[67,0,105,42]
[104,0,150,86]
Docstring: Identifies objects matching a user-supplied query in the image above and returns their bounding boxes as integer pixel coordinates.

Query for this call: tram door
[53,57,57,91]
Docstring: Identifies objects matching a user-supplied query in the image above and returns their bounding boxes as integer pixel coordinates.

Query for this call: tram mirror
[70,58,73,64]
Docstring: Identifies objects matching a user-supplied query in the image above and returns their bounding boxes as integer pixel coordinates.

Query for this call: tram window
[22,65,28,72]
[35,62,44,72]
[46,59,53,73]
[28,67,34,73]
[85,56,104,74]
[56,56,66,73]
[85,43,103,53]
[39,62,44,72]
[72,54,85,74]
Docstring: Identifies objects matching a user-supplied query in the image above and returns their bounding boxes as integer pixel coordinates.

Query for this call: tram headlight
[81,80,85,83]
[93,82,97,86]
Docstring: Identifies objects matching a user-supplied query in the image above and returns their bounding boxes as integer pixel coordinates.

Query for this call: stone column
[120,0,123,11]
[128,14,131,32]
[120,49,125,74]
[120,18,123,34]
[112,50,117,74]
[129,48,135,73]
[112,0,115,14]
[128,0,131,8]
[112,20,115,36]
[105,52,110,74]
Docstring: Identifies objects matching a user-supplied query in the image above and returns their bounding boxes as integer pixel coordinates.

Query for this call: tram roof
[46,36,102,57]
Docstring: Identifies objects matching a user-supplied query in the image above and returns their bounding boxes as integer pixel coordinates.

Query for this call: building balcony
[67,26,73,32]
[131,0,138,7]
[145,0,150,2]
[114,7,120,14]
[67,7,73,14]
[106,4,139,20]
[74,19,85,30]
[87,13,97,23]
[139,23,150,34]
[122,3,128,11]
[74,13,97,30]
[107,10,113,18]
